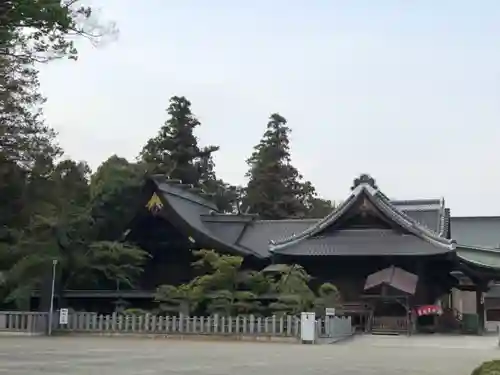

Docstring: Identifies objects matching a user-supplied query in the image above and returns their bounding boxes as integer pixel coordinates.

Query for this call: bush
[471,360,500,375]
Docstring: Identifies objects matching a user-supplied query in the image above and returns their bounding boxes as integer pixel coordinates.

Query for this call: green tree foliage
[244,113,322,219]
[0,0,150,308]
[266,264,316,315]
[139,96,239,212]
[1,0,113,167]
[90,155,146,240]
[155,254,336,317]
[0,52,60,169]
[0,0,115,63]
[0,158,149,306]
[155,250,263,315]
[306,198,336,219]
[140,96,219,185]
[471,360,500,375]
[313,282,342,316]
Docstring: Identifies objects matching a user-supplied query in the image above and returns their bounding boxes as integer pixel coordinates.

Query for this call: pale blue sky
[39,1,500,216]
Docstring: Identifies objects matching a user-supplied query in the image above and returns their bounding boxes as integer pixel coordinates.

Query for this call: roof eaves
[269,185,362,251]
[150,175,219,211]
[151,182,264,259]
[375,192,455,250]
[456,245,500,270]
[270,183,455,253]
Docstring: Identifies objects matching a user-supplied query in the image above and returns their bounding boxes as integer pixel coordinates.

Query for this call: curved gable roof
[270,175,455,256]
[149,175,262,257]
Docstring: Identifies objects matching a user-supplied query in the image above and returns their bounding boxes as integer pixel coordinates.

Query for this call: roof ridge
[374,191,455,248]
[269,174,455,253]
[150,175,219,211]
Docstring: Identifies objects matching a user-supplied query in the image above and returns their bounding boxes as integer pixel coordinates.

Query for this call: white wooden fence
[0,311,48,334]
[0,311,353,342]
[58,312,302,337]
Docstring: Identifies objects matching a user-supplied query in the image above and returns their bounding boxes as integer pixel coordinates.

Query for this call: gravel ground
[0,335,499,375]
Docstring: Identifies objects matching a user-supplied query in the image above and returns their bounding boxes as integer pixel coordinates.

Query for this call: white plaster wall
[451,289,476,314]
[451,288,477,314]
[461,291,477,314]
[485,321,498,333]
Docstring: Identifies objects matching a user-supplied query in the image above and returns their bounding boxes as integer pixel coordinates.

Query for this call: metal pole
[47,259,57,336]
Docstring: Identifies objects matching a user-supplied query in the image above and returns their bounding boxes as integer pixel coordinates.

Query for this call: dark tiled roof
[270,178,455,256]
[267,229,453,256]
[202,218,316,258]
[151,176,260,257]
[148,174,452,259]
[200,220,247,244]
[392,198,446,235]
[238,219,316,257]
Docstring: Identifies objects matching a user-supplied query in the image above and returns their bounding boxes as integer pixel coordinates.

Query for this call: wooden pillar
[416,259,425,304]
[475,286,485,335]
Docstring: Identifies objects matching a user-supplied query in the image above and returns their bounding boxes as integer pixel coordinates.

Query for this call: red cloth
[416,305,443,316]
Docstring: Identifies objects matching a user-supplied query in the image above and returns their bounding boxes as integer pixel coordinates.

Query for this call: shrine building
[74,173,500,334]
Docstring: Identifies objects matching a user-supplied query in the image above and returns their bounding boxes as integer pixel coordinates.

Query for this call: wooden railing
[0,312,47,334]
[57,312,302,338]
[370,316,409,335]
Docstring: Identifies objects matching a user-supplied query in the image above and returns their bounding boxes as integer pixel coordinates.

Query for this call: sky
[38,1,500,216]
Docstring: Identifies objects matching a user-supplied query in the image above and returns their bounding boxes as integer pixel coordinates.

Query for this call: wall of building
[450,289,500,333]
[451,289,476,314]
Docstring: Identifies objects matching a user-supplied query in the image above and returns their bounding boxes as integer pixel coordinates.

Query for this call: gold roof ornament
[145,192,163,214]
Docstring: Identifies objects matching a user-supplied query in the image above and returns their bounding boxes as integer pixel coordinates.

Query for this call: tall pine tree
[140,96,219,186]
[244,114,318,219]
[140,96,239,212]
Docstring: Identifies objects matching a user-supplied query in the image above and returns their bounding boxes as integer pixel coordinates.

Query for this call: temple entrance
[366,296,410,335]
[363,266,417,335]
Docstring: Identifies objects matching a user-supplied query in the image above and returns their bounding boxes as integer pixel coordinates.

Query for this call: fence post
[165,316,170,333]
[150,315,156,333]
[158,316,164,333]
[111,313,117,331]
[293,316,300,337]
[130,315,137,332]
[221,316,226,334]
[26,314,33,333]
[179,314,184,333]
[96,315,101,331]
[146,314,151,332]
[197,316,202,334]
[172,316,178,333]
[204,315,209,333]
[213,314,219,334]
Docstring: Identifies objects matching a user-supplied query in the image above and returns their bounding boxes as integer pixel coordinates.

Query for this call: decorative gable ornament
[145,192,163,214]
[351,174,378,190]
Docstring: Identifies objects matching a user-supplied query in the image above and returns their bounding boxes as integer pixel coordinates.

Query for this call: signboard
[415,305,442,317]
[300,312,316,343]
[59,308,69,325]
[325,308,336,316]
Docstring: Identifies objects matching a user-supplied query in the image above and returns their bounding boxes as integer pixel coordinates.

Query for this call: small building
[71,174,500,333]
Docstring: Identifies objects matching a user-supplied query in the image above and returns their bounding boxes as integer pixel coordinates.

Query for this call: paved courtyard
[0,335,499,374]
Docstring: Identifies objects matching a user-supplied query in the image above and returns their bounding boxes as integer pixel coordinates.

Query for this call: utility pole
[47,259,58,336]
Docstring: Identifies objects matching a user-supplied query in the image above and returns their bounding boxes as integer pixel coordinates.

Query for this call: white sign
[300,312,316,343]
[59,308,69,325]
[325,308,336,316]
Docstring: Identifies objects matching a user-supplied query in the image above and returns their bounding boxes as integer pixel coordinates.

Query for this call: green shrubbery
[471,360,500,375]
